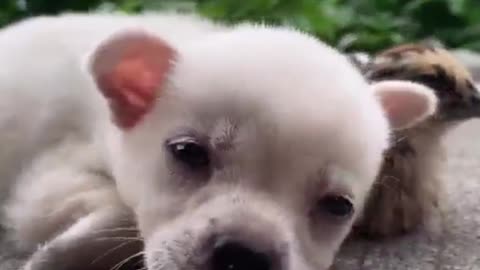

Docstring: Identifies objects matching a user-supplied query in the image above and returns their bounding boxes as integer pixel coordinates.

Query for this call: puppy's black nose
[210,240,273,270]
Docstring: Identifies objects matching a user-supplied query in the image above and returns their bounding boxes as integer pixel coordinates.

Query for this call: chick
[349,43,480,238]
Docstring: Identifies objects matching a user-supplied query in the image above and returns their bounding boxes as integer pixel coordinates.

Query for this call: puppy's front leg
[23,208,143,270]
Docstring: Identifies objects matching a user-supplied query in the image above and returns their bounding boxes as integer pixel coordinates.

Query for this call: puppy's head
[88,26,436,270]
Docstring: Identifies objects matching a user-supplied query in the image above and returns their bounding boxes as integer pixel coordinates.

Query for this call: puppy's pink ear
[90,30,176,130]
[371,80,438,130]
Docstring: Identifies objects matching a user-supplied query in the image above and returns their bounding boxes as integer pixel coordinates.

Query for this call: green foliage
[1,0,480,53]
[193,0,480,53]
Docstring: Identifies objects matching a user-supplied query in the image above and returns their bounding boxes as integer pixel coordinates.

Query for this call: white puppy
[0,12,437,270]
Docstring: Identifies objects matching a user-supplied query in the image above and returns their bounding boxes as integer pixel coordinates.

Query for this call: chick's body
[351,44,480,237]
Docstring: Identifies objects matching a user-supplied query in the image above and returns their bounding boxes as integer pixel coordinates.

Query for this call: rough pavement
[1,121,480,270]
[334,119,480,270]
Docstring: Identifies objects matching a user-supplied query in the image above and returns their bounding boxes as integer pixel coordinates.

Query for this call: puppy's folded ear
[371,80,438,130]
[89,30,177,130]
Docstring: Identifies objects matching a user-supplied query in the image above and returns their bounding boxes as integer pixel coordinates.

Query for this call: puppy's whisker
[109,251,145,270]
[90,227,139,234]
[94,236,143,242]
[371,181,389,189]
[88,228,141,238]
[134,257,146,267]
[372,175,401,189]
[91,239,141,265]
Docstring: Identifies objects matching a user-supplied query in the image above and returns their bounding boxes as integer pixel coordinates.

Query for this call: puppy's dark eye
[167,137,210,170]
[317,195,353,218]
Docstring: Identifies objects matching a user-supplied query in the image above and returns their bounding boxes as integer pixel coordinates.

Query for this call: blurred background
[1,0,480,54]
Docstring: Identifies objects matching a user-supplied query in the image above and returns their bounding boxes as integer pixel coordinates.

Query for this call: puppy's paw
[21,209,143,270]
[22,243,143,270]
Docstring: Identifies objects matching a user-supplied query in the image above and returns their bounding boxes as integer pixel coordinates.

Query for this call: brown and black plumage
[349,43,480,238]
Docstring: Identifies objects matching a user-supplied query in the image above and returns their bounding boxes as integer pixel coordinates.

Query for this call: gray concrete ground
[1,118,480,270]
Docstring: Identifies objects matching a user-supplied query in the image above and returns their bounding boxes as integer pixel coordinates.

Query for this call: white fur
[0,12,396,270]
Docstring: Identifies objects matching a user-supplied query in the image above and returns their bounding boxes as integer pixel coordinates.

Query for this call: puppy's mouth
[142,209,294,270]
